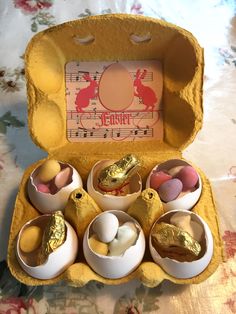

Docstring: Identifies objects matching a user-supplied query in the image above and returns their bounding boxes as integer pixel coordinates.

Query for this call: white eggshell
[149,210,213,279]
[16,215,78,280]
[28,161,83,214]
[92,212,119,243]
[146,159,202,212]
[83,210,145,279]
[87,160,142,212]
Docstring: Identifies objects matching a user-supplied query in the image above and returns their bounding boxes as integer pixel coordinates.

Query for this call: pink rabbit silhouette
[134,69,157,111]
[75,73,98,112]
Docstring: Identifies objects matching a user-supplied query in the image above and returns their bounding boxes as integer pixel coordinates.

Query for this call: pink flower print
[0,297,27,314]
[131,2,143,15]
[225,293,236,313]
[223,230,236,259]
[14,0,53,14]
[0,297,49,314]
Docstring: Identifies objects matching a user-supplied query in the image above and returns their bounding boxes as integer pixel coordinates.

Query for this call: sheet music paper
[66,60,163,142]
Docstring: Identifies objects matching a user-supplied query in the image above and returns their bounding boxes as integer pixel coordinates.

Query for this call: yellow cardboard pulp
[7,14,224,287]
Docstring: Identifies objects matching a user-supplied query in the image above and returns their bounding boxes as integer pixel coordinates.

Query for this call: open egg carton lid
[25,14,203,177]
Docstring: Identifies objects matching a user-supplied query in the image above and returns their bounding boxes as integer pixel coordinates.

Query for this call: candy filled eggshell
[83,210,145,279]
[149,210,213,279]
[87,160,142,212]
[16,215,78,280]
[28,161,83,214]
[146,159,202,212]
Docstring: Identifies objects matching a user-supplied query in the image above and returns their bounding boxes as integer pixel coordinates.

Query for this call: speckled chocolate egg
[175,166,199,191]
[158,178,183,202]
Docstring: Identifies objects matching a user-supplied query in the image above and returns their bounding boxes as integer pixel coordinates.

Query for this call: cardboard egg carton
[8,14,224,287]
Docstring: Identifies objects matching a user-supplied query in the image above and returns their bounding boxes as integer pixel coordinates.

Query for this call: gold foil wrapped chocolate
[152,222,201,262]
[97,154,141,191]
[38,211,66,264]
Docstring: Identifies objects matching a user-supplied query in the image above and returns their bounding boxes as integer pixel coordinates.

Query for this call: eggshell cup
[146,159,202,212]
[149,210,213,279]
[16,215,79,280]
[87,160,142,212]
[28,161,83,213]
[83,210,146,279]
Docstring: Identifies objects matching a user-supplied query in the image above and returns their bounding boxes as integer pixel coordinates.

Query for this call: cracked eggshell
[28,161,83,214]
[87,160,142,212]
[83,210,145,279]
[149,210,213,279]
[146,159,202,212]
[16,215,78,280]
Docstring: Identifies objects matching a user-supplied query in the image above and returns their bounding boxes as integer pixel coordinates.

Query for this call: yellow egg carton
[8,14,224,287]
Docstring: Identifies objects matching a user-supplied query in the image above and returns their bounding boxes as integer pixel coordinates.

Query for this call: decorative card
[66,60,163,142]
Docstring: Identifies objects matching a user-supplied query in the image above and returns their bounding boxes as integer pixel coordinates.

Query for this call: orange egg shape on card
[99,63,134,111]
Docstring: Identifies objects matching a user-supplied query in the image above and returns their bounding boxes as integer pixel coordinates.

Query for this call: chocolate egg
[19,226,43,253]
[150,171,172,190]
[158,179,183,202]
[108,222,138,256]
[175,166,199,191]
[36,183,50,194]
[92,212,119,243]
[37,159,61,183]
[89,234,109,256]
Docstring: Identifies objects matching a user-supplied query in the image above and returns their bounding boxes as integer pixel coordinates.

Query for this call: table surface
[0,1,236,313]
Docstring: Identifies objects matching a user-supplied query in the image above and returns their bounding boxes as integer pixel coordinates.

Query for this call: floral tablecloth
[0,1,236,313]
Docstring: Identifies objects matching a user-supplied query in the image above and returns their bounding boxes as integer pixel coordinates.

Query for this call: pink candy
[175,166,198,191]
[36,183,51,193]
[150,171,172,190]
[158,178,183,202]
[35,166,72,194]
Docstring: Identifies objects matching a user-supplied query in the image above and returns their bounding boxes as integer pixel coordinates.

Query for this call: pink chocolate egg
[36,183,50,193]
[158,178,183,202]
[175,166,198,191]
[54,166,72,189]
[150,171,172,190]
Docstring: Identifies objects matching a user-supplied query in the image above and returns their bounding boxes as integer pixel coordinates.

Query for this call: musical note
[67,127,153,140]
[65,70,153,83]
